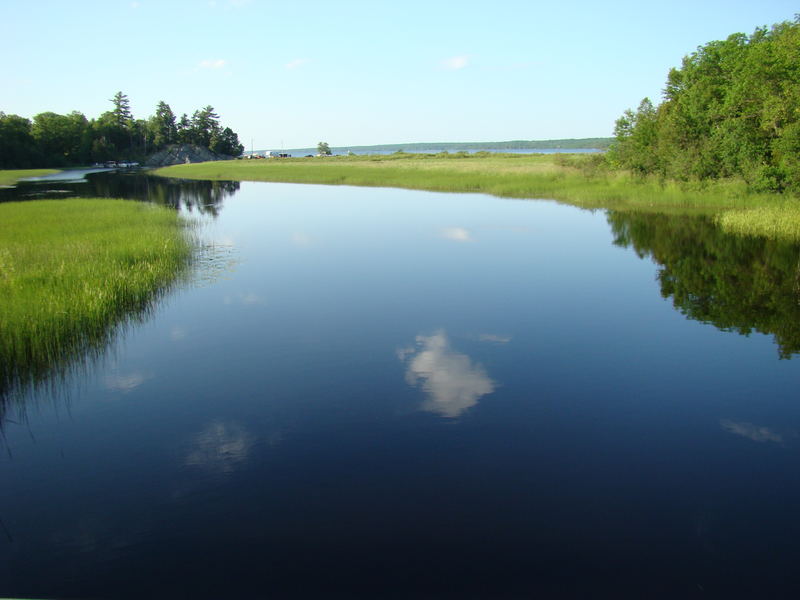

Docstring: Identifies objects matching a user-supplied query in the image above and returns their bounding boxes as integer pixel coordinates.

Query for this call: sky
[2,0,797,149]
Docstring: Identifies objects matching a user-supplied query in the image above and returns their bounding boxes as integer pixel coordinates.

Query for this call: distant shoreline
[251,138,613,156]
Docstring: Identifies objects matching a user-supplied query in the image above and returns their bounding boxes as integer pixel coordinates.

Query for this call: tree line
[0,92,244,168]
[609,16,800,193]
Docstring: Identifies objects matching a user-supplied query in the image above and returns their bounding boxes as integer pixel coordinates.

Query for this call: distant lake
[2,172,800,598]
[259,147,605,157]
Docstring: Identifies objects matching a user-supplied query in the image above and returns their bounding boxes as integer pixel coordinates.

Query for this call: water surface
[2,173,800,598]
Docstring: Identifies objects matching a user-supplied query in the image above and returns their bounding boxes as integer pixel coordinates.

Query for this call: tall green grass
[154,153,800,239]
[0,198,193,405]
[716,203,800,241]
[153,153,771,210]
[0,169,60,186]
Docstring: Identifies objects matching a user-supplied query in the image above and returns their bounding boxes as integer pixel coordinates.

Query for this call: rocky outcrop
[145,144,234,167]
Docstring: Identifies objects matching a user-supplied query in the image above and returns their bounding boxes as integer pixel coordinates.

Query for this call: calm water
[2,172,800,598]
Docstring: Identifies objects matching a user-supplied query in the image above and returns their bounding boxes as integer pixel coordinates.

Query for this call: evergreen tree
[191,106,220,147]
[210,127,244,156]
[110,91,133,128]
[148,101,177,149]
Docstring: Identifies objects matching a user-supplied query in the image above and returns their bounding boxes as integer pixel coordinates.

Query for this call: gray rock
[145,144,234,167]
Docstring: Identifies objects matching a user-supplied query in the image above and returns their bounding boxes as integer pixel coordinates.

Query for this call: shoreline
[151,153,800,240]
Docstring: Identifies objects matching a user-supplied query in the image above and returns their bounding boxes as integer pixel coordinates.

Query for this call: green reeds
[152,154,777,212]
[154,153,799,238]
[0,198,193,404]
[716,203,800,241]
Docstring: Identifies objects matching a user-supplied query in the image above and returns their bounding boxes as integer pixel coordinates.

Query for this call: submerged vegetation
[0,198,193,404]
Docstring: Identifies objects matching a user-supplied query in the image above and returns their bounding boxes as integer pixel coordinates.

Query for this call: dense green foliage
[0,199,193,401]
[609,17,800,192]
[609,211,800,357]
[0,92,244,168]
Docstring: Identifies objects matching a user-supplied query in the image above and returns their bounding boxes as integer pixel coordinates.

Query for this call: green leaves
[611,19,800,193]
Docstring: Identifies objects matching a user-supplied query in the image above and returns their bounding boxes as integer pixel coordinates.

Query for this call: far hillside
[256,138,612,156]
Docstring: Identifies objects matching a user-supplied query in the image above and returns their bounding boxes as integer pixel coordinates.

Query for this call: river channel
[2,170,800,597]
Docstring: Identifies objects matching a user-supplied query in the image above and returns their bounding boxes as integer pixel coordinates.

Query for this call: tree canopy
[0,93,243,168]
[609,17,800,192]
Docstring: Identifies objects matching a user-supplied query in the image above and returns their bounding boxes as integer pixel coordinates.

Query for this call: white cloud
[130,1,140,8]
[285,58,310,70]
[401,331,495,418]
[290,232,313,246]
[441,227,472,242]
[223,292,264,305]
[396,346,415,361]
[185,421,254,474]
[198,58,228,70]
[104,372,151,393]
[241,292,262,305]
[478,333,512,344]
[441,55,469,70]
[720,419,783,444]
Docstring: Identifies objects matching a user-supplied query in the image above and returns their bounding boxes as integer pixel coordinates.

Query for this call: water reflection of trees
[608,211,800,358]
[84,172,240,217]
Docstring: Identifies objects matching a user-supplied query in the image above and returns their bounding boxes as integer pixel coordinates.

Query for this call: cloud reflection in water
[399,331,495,418]
[441,227,473,242]
[185,421,254,474]
[103,371,151,393]
[720,419,783,444]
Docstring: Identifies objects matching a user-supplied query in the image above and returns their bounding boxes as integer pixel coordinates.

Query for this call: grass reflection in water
[0,198,194,416]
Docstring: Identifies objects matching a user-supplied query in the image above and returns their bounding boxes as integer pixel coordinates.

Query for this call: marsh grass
[716,203,800,241]
[0,168,60,186]
[153,153,778,211]
[154,153,800,239]
[0,198,193,409]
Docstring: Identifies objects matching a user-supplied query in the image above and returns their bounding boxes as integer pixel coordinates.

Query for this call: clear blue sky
[2,0,797,149]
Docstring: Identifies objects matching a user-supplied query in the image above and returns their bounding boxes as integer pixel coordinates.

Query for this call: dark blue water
[2,174,800,598]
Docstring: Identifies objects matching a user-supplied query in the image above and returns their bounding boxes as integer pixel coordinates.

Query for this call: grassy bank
[152,153,773,211]
[0,168,60,186]
[153,153,800,239]
[0,198,193,401]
